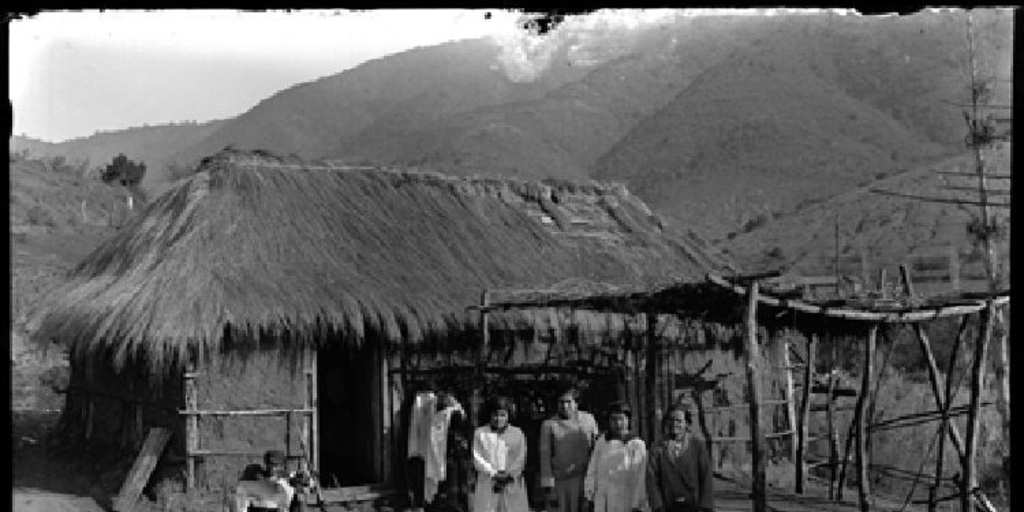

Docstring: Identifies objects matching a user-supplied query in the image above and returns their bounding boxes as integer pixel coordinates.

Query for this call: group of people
[470,383,714,512]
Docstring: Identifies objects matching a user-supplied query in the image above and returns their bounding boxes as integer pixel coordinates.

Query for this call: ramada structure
[30,149,1009,512]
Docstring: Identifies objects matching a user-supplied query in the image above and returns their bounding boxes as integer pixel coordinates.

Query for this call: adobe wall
[192,347,308,489]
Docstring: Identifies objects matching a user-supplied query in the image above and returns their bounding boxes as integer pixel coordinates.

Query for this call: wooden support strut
[796,332,816,494]
[744,281,767,512]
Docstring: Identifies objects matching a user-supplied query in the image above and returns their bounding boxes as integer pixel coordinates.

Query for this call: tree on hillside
[101,153,146,187]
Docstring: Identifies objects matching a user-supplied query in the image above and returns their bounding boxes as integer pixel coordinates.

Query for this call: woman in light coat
[584,401,649,512]
[472,396,530,512]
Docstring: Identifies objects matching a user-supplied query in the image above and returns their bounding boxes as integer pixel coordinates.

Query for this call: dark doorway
[318,342,381,486]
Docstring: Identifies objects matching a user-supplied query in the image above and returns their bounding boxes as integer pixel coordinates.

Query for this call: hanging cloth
[424,396,465,503]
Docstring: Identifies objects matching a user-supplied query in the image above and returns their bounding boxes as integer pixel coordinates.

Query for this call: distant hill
[10,119,228,192]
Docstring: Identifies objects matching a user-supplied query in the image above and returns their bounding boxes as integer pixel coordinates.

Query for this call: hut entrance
[318,341,386,487]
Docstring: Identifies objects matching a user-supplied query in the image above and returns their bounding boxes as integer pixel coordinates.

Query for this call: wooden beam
[963,302,994,512]
[178,408,316,416]
[855,325,878,512]
[744,281,767,512]
[705,274,1010,324]
[796,332,816,494]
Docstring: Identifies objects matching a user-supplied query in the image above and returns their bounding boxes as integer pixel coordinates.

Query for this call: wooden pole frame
[929,315,968,512]
[854,324,878,512]
[744,281,767,512]
[645,312,659,443]
[962,301,994,512]
[781,333,799,475]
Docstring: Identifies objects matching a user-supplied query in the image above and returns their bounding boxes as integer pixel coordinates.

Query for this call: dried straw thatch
[28,149,734,373]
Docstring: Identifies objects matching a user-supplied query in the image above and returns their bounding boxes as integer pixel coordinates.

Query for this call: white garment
[408,391,437,458]
[233,477,295,511]
[471,425,530,512]
[584,436,649,512]
[424,399,465,503]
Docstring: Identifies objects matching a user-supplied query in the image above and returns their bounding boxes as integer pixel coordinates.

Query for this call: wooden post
[184,360,198,490]
[645,313,659,443]
[860,247,870,290]
[855,325,877,512]
[381,343,392,482]
[781,334,798,472]
[471,291,490,428]
[744,281,767,512]
[306,349,318,474]
[796,332,816,494]
[878,268,888,299]
[826,336,839,500]
[949,241,961,292]
[962,302,994,512]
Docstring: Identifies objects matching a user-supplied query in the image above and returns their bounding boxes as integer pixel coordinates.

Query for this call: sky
[9,9,532,143]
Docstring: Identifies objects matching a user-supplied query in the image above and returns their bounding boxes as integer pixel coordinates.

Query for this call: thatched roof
[29,149,735,372]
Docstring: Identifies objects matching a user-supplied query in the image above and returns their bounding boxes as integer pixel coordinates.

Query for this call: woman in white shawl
[472,396,530,512]
[584,401,649,512]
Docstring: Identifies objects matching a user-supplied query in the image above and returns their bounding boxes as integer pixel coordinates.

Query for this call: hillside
[166,38,593,177]
[13,10,1011,242]
[720,143,1011,290]
[594,11,1011,239]
[10,154,138,327]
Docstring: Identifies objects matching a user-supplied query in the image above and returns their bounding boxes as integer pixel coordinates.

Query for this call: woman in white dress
[472,396,530,512]
[584,401,649,512]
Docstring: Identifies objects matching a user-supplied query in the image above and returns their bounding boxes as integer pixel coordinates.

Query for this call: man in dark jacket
[646,404,714,512]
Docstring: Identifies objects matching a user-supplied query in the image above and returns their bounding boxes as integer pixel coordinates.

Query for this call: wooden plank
[113,427,172,512]
[744,281,767,512]
[963,302,994,512]
[855,326,878,512]
[796,333,816,494]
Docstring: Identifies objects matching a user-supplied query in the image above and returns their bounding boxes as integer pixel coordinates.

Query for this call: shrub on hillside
[101,153,146,187]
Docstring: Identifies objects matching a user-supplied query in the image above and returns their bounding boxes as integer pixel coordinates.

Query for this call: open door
[317,342,384,486]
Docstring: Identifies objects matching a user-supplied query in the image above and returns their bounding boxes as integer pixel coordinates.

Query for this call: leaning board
[114,427,172,512]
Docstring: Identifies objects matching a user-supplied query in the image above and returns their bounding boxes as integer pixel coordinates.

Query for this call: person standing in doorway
[472,396,530,512]
[647,404,714,512]
[584,401,649,512]
[539,382,599,512]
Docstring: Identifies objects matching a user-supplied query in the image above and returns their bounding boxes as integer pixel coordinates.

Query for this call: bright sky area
[9,9,530,142]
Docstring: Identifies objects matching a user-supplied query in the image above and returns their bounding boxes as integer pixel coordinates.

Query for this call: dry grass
[28,149,728,379]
